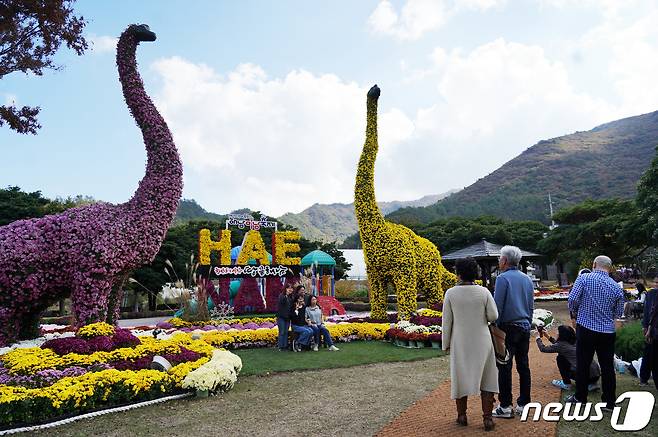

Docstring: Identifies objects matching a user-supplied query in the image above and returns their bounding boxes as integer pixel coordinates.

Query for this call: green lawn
[557,374,658,436]
[233,341,444,376]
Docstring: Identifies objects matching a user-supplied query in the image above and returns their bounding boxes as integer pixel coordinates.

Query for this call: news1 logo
[520,391,655,431]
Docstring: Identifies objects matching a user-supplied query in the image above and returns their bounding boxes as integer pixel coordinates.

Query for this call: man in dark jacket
[642,286,658,388]
[276,283,294,351]
[639,279,657,384]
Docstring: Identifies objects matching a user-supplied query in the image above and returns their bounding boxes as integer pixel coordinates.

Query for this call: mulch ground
[376,333,562,436]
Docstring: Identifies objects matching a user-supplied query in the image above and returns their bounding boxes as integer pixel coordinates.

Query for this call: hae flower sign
[198,215,302,278]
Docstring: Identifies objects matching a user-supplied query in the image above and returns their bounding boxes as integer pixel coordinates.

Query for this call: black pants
[497,324,531,408]
[575,325,616,407]
[642,337,658,390]
[639,341,653,383]
[557,354,599,385]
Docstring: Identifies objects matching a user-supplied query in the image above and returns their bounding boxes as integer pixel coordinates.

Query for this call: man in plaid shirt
[567,255,624,409]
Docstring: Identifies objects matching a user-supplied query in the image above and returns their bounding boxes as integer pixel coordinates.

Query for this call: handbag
[489,324,510,365]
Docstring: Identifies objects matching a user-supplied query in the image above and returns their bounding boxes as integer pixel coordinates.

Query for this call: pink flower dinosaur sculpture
[0,24,183,345]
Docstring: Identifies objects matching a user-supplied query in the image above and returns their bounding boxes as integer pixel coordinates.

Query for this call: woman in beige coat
[442,257,499,431]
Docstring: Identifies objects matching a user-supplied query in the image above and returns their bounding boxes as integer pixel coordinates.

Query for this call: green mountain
[278,192,457,243]
[387,110,658,225]
[174,199,225,223]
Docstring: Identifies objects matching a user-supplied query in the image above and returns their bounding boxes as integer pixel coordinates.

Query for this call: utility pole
[548,193,557,230]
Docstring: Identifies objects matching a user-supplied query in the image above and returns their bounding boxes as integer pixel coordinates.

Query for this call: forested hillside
[387,111,658,225]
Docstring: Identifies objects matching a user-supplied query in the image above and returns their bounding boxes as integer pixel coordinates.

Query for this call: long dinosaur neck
[117,30,183,229]
[355,94,385,232]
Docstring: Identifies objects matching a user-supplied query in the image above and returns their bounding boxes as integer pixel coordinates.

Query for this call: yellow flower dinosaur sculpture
[354,85,457,320]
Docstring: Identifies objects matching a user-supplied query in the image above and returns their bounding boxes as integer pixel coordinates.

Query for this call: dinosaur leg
[394,268,418,320]
[18,310,42,340]
[106,275,128,325]
[0,306,20,346]
[70,273,112,326]
[369,274,388,320]
[422,263,442,309]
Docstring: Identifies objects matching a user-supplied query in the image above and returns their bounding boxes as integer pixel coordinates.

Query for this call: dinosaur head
[128,24,157,42]
[367,84,380,101]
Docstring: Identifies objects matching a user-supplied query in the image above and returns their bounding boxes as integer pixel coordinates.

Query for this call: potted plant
[428,333,442,349]
[397,331,410,347]
[411,333,427,348]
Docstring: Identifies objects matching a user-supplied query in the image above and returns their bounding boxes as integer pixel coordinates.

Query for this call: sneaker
[601,404,615,413]
[328,345,340,351]
[588,383,600,392]
[515,404,528,416]
[552,379,572,390]
[639,380,649,386]
[292,340,298,352]
[492,405,514,419]
[565,394,582,404]
[312,344,319,352]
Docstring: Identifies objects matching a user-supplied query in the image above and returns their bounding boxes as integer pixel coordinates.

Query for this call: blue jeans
[310,324,334,346]
[292,324,313,346]
[276,317,290,349]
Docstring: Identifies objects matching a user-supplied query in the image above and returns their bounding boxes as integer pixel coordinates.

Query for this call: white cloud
[89,34,118,54]
[151,58,414,216]
[455,0,507,12]
[576,6,658,117]
[393,38,616,194]
[4,94,17,106]
[367,0,448,41]
[367,0,507,41]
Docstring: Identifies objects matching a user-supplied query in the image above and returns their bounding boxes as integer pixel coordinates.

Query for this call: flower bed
[199,322,389,349]
[386,321,442,348]
[326,309,442,326]
[534,287,569,301]
[156,317,276,330]
[0,323,240,429]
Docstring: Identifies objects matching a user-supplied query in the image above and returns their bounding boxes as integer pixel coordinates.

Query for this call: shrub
[335,280,369,301]
[615,321,645,361]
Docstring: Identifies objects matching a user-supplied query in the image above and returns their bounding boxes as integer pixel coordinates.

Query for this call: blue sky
[2,1,658,216]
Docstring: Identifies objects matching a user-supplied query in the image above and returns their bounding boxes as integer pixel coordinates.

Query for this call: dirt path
[37,357,449,437]
[376,331,563,436]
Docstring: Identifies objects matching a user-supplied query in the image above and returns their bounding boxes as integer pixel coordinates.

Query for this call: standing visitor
[623,282,646,318]
[276,283,294,351]
[567,255,624,409]
[640,277,658,385]
[290,295,313,352]
[442,257,499,431]
[492,245,534,418]
[646,289,658,389]
[305,296,339,351]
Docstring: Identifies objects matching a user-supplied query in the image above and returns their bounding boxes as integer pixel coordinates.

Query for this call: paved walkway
[376,335,562,436]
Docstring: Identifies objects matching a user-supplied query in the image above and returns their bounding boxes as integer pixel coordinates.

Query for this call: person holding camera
[536,324,600,391]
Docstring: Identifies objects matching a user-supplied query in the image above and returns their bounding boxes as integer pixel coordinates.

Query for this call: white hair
[500,245,522,266]
[593,255,612,270]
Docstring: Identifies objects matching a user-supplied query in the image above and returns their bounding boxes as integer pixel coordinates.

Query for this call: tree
[636,146,658,247]
[537,199,639,269]
[0,0,87,134]
[0,185,50,225]
[413,215,548,254]
[0,185,93,225]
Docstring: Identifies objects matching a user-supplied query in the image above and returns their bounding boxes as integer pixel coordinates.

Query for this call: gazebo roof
[441,239,542,261]
[301,250,336,266]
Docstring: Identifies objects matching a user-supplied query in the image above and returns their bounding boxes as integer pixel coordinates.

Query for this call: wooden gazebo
[441,239,542,290]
